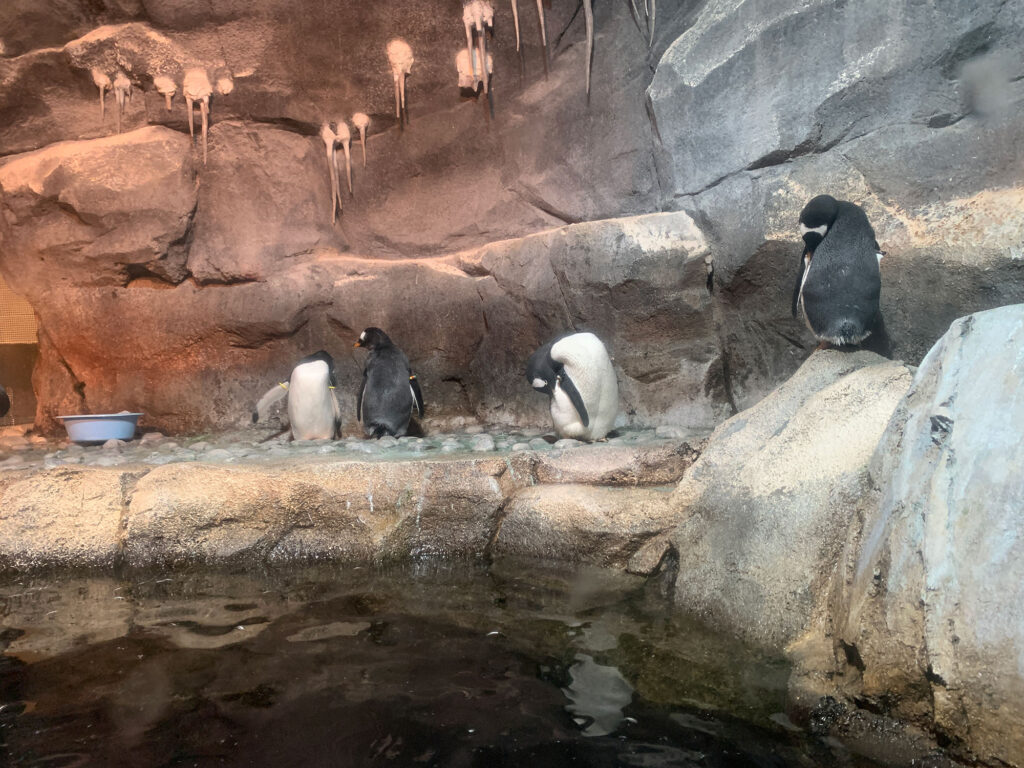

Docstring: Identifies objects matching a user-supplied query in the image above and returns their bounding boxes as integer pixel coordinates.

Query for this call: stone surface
[668,350,913,649]
[494,484,676,568]
[835,304,1024,766]
[0,467,142,568]
[647,0,1024,396]
[0,431,696,570]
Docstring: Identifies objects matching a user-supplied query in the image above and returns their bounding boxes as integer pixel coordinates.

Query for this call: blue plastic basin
[58,413,142,443]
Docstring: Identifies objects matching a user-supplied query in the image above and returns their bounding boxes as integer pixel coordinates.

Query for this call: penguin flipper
[559,372,589,428]
[409,374,425,418]
[331,389,342,438]
[792,251,808,318]
[356,370,367,423]
[253,383,289,423]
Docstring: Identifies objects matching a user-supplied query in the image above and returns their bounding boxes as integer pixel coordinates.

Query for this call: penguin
[526,331,618,442]
[0,384,9,419]
[252,350,341,440]
[354,328,424,438]
[792,194,891,354]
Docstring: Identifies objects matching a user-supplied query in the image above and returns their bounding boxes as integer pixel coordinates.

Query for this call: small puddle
[0,559,903,766]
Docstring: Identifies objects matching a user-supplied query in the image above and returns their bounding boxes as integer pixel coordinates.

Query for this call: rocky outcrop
[832,305,1024,765]
[668,350,913,648]
[0,123,719,434]
[0,434,699,570]
[648,0,1024,391]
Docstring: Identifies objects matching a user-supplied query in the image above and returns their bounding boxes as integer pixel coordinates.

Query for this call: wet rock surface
[668,349,913,649]
[0,425,704,571]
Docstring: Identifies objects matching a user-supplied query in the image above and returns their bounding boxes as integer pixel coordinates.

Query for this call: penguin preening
[0,384,9,419]
[354,328,424,438]
[793,194,891,355]
[526,332,619,442]
[252,351,341,440]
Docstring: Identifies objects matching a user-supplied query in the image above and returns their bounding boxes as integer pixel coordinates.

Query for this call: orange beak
[353,340,363,348]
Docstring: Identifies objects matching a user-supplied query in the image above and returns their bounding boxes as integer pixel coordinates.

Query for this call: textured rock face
[837,305,1024,765]
[2,0,1022,441]
[668,350,913,648]
[0,435,699,570]
[0,122,718,433]
[648,0,1024,383]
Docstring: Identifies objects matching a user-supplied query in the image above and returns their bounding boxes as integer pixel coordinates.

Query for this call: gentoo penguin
[252,350,341,440]
[354,328,424,438]
[792,194,890,354]
[0,384,9,418]
[526,331,618,442]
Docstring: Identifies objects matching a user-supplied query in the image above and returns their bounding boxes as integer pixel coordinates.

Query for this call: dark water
[0,559,897,767]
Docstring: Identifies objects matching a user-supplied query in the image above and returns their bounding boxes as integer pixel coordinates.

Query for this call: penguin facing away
[526,331,618,442]
[0,384,9,418]
[793,194,889,353]
[252,350,341,440]
[354,327,424,438]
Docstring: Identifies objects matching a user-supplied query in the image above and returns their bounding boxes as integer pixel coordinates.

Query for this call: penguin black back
[355,328,424,438]
[794,195,885,349]
[0,384,9,419]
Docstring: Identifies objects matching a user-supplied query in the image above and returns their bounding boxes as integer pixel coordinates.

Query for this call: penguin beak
[354,340,363,348]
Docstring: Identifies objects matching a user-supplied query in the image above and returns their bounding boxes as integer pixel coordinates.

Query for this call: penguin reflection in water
[527,332,618,442]
[793,194,891,356]
[354,328,424,438]
[252,351,341,440]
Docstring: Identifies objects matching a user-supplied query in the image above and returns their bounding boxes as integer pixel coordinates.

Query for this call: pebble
[470,434,495,452]
[0,426,672,471]
[553,438,583,449]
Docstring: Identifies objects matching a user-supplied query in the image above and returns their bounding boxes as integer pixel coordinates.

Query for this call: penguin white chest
[550,380,588,439]
[288,361,336,440]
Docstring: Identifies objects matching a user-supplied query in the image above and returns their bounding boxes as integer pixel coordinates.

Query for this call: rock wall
[834,304,1024,765]
[1,0,1022,433]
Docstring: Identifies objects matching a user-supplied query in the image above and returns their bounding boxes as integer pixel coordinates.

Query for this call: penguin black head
[798,194,839,253]
[354,327,393,351]
[525,343,557,395]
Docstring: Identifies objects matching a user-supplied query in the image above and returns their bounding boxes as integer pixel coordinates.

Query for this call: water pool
[0,560,934,767]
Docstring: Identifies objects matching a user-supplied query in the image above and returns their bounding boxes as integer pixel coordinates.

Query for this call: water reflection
[0,559,885,767]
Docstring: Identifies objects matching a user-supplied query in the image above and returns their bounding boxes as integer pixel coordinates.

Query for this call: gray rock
[528,437,552,451]
[669,349,913,649]
[838,305,1024,765]
[553,438,583,449]
[203,449,234,462]
[470,434,496,452]
[510,443,531,452]
[102,439,126,452]
[376,436,399,449]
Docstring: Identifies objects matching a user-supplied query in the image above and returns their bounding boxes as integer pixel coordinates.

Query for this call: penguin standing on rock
[526,332,619,442]
[354,328,424,438]
[793,194,891,355]
[252,351,341,440]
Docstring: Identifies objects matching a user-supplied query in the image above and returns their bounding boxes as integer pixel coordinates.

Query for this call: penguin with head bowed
[793,194,891,356]
[0,384,9,419]
[526,331,619,442]
[354,328,424,438]
[252,350,341,440]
